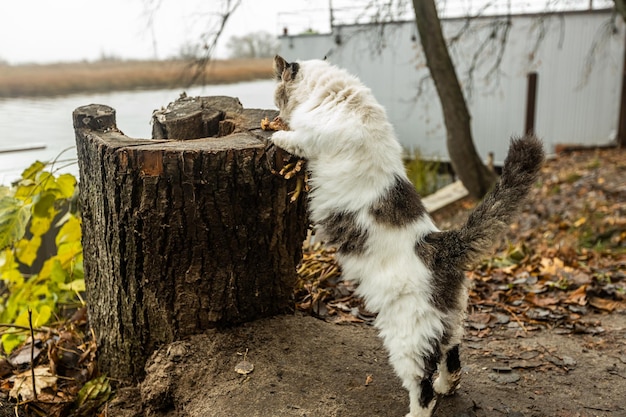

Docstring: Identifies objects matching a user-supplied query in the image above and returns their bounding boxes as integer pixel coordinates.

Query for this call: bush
[404,154,449,196]
[0,161,83,353]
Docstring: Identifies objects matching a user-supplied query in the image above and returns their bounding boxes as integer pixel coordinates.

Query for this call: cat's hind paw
[433,370,461,396]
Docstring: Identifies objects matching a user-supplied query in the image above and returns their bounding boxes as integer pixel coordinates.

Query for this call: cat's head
[274,55,300,84]
[273,55,301,115]
[273,55,330,119]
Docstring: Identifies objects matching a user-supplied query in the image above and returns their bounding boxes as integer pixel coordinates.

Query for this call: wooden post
[617,31,626,149]
[73,97,308,383]
[525,72,538,135]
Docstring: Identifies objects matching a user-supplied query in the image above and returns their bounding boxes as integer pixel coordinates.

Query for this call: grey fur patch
[456,135,544,269]
[446,345,461,373]
[414,231,467,313]
[319,211,368,255]
[287,62,300,80]
[419,376,435,409]
[419,339,442,409]
[440,345,462,395]
[369,175,426,226]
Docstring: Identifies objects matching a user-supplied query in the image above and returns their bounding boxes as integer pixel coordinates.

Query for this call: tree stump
[73,97,308,383]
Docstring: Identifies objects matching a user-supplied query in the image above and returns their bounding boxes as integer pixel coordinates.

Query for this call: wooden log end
[73,104,117,131]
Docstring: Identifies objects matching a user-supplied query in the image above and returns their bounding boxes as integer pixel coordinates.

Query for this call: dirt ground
[105,147,626,417]
[1,148,623,417]
[99,311,626,417]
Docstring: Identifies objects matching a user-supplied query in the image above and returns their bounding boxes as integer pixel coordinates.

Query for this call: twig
[0,323,58,334]
[28,309,37,401]
[495,302,528,332]
[583,405,619,412]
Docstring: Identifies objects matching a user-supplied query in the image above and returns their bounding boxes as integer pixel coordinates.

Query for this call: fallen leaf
[525,293,560,307]
[588,297,622,312]
[539,257,565,276]
[8,341,44,367]
[328,310,364,324]
[9,367,57,401]
[565,285,587,306]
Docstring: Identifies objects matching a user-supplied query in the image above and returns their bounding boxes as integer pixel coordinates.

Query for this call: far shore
[0,58,273,98]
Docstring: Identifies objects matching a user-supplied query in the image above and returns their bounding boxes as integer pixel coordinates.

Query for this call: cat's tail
[424,135,545,269]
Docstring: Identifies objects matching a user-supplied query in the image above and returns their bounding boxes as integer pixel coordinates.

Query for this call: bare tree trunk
[615,0,626,22]
[412,0,497,198]
[616,0,626,148]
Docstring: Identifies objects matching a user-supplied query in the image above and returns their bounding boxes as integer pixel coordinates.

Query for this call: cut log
[73,98,308,383]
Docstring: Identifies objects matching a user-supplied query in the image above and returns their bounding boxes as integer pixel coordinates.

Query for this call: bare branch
[140,0,242,87]
[579,13,621,88]
[188,0,242,85]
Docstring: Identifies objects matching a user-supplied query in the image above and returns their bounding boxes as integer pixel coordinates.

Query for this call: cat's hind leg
[405,378,437,417]
[393,350,440,417]
[433,344,462,395]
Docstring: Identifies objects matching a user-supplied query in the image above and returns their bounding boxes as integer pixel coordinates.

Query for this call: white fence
[279,9,625,164]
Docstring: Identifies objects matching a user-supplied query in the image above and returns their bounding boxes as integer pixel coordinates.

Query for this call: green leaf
[38,172,55,192]
[71,259,84,280]
[50,260,67,284]
[55,174,77,199]
[59,279,85,293]
[55,215,81,247]
[0,197,32,250]
[13,179,36,201]
[21,161,46,181]
[34,305,53,327]
[75,376,111,410]
[1,333,24,354]
[1,268,24,286]
[33,191,57,218]
[14,305,53,328]
[15,236,42,267]
[30,215,53,238]
[0,248,18,272]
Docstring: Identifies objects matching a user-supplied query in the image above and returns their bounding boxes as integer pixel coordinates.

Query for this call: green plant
[0,161,84,353]
[404,153,448,196]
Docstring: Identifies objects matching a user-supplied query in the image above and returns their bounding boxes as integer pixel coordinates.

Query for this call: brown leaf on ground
[295,148,626,334]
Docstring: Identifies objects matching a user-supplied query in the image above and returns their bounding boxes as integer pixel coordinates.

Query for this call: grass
[0,58,273,98]
[404,155,450,196]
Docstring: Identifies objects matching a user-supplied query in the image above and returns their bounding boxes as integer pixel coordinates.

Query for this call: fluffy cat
[270,55,544,417]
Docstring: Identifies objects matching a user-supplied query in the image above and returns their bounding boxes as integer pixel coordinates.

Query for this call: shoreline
[0,58,273,99]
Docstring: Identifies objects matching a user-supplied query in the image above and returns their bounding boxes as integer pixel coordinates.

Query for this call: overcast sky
[0,0,329,64]
[0,0,612,65]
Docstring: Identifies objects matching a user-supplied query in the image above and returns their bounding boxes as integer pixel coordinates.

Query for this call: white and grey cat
[270,55,544,417]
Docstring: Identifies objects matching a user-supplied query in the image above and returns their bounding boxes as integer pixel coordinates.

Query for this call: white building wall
[278,10,625,164]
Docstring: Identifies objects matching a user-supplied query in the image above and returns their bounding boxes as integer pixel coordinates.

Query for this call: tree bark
[412,0,497,198]
[615,0,626,23]
[73,99,308,383]
[616,1,626,148]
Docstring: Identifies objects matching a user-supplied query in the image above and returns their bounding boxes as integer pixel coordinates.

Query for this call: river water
[0,79,276,184]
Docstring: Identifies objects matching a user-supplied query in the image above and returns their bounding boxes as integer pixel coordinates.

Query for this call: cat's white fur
[271,56,543,417]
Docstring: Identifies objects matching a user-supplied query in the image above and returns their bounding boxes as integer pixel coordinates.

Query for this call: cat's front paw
[271,131,305,157]
[405,410,434,417]
[270,130,289,148]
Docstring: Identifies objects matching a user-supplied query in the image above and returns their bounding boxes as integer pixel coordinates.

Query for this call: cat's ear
[274,55,299,82]
[274,55,287,80]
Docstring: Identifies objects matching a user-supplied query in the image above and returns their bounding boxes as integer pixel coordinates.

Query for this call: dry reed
[0,58,273,98]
